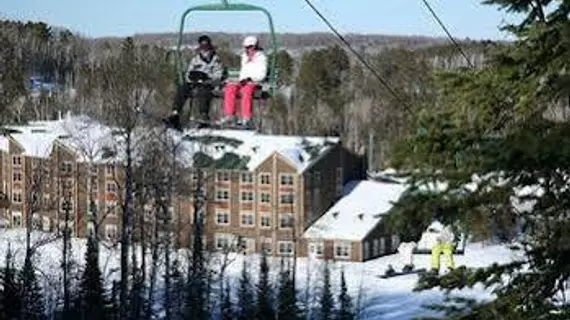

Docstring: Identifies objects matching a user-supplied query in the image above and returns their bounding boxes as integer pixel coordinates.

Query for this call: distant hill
[92,31,459,56]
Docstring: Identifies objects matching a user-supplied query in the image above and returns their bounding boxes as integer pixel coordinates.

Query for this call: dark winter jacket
[185,51,224,82]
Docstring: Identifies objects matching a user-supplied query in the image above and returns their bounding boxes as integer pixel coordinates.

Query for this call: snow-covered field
[0,229,522,319]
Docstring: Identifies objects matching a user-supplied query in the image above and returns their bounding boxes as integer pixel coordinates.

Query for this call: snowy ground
[0,229,522,319]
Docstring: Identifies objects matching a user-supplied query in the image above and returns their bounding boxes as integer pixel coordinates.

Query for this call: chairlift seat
[211,67,272,99]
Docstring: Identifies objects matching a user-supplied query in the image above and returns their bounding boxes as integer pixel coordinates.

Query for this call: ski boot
[219,116,236,129]
[163,112,183,132]
[238,118,254,130]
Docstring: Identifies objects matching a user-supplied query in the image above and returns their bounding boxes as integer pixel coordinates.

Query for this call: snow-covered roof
[6,121,64,157]
[4,115,339,171]
[181,128,338,172]
[0,136,8,152]
[303,180,408,241]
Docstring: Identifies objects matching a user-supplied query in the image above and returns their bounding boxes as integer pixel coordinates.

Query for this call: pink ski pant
[223,82,257,119]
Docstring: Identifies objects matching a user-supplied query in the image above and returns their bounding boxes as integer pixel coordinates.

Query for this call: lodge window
[32,214,41,230]
[280,193,294,205]
[216,189,230,201]
[279,214,294,229]
[373,239,379,256]
[12,212,22,227]
[334,241,351,259]
[64,179,73,190]
[278,241,294,256]
[13,172,22,182]
[12,192,22,203]
[105,201,117,216]
[90,176,98,192]
[280,174,294,186]
[240,172,253,184]
[42,217,51,232]
[215,233,234,250]
[105,224,118,240]
[261,239,272,254]
[335,167,343,196]
[259,173,271,185]
[240,191,254,202]
[60,161,72,174]
[12,156,22,166]
[216,212,230,225]
[239,237,256,253]
[216,171,230,182]
[240,213,254,227]
[314,171,321,186]
[106,164,115,176]
[309,241,324,257]
[260,215,271,228]
[60,199,74,212]
[260,193,270,204]
[106,183,116,193]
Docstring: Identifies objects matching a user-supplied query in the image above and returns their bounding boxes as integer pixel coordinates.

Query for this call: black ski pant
[172,82,213,121]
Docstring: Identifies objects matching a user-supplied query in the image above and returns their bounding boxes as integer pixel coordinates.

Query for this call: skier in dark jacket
[165,35,224,130]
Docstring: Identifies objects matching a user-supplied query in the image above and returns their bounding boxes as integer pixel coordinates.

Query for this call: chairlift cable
[420,0,475,68]
[301,0,414,114]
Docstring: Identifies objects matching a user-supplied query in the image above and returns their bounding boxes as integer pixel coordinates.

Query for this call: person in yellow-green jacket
[430,223,456,272]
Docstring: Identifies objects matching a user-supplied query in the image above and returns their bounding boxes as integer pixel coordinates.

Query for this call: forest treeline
[0,234,356,320]
[0,19,498,166]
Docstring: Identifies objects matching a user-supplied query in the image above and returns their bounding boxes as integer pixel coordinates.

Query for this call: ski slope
[0,229,522,319]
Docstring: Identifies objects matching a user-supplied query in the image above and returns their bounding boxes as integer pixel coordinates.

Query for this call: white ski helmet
[243,35,258,47]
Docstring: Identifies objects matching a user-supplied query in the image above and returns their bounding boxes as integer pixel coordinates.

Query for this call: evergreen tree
[75,236,107,320]
[20,251,45,320]
[109,280,120,320]
[337,270,353,320]
[220,279,233,320]
[319,261,334,320]
[168,259,184,320]
[184,168,209,320]
[237,259,255,320]
[255,252,274,320]
[1,246,21,320]
[388,1,570,318]
[128,267,146,320]
[236,260,255,320]
[277,259,300,319]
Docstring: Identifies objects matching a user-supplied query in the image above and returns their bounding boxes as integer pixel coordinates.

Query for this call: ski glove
[239,77,253,85]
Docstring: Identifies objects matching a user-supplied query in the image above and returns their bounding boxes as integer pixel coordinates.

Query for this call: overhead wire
[420,0,475,68]
[301,0,414,114]
[421,0,518,134]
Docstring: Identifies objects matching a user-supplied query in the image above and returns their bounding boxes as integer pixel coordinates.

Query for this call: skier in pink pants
[222,35,268,127]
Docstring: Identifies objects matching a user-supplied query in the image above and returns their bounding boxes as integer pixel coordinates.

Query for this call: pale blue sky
[1,0,514,39]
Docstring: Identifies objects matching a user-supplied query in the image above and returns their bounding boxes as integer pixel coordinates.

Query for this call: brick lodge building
[0,115,374,260]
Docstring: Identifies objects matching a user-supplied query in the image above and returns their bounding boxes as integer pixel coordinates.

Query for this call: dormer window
[60,161,72,174]
[12,156,22,166]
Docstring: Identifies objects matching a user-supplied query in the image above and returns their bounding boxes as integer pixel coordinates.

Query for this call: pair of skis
[136,106,256,132]
[378,264,428,279]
